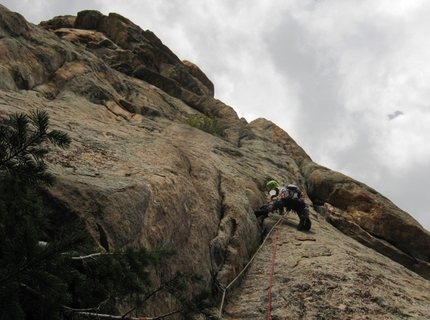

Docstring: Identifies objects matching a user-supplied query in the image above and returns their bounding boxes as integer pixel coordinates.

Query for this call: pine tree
[0,109,85,319]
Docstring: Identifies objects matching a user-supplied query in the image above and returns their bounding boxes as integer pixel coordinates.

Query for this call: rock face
[0,4,429,318]
[224,214,430,319]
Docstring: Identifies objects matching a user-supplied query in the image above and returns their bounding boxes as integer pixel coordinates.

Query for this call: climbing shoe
[297,215,306,231]
[304,217,312,230]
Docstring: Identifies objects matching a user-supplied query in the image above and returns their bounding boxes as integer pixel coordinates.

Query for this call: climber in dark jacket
[255,180,311,231]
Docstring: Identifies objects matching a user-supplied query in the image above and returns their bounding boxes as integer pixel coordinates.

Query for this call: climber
[255,180,312,231]
[265,179,285,215]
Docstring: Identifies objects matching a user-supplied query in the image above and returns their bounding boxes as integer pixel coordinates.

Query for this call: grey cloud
[263,12,348,157]
[387,110,403,120]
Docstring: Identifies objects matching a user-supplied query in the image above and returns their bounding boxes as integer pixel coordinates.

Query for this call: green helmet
[265,180,280,193]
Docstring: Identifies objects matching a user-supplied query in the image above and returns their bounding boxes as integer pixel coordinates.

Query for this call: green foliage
[66,247,177,314]
[0,109,71,186]
[186,112,224,137]
[0,109,85,319]
[0,110,214,320]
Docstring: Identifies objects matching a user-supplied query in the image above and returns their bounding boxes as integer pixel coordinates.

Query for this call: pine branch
[0,113,42,166]
[151,308,186,320]
[71,252,112,260]
[140,273,182,304]
[0,232,87,284]
[65,307,186,320]
[19,282,45,299]
[0,109,71,169]
[65,310,152,320]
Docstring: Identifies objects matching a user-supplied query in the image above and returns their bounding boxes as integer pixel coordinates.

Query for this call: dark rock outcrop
[303,162,430,279]
[1,4,429,318]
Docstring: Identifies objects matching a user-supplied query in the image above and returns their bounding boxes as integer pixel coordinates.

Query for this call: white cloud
[375,111,430,170]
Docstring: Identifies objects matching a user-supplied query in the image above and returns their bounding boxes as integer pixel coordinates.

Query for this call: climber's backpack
[281,184,302,200]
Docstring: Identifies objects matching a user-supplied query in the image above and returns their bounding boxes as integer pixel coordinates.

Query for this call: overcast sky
[4,0,430,231]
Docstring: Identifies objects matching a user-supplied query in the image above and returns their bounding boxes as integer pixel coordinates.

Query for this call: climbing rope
[216,212,288,319]
[267,214,286,320]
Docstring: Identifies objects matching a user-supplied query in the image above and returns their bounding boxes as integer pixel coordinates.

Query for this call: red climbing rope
[267,215,286,320]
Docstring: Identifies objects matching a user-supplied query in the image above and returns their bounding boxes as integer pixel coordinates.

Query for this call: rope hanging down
[267,214,286,320]
[216,212,288,319]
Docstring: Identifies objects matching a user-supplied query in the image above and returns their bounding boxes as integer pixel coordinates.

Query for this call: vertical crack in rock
[96,222,110,252]
[209,170,228,274]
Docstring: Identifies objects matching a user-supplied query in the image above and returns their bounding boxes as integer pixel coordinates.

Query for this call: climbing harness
[215,212,288,319]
